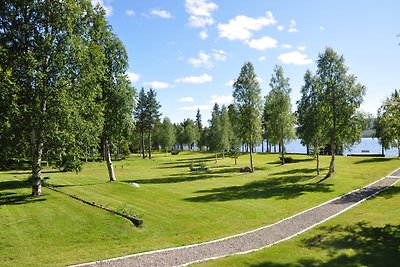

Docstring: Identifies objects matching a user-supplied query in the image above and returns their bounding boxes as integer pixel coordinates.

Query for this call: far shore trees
[233,62,263,172]
[264,65,296,164]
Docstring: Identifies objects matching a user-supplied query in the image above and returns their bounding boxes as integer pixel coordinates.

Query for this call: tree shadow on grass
[271,168,327,176]
[127,167,239,184]
[354,157,397,164]
[249,222,400,267]
[185,175,332,202]
[0,179,46,205]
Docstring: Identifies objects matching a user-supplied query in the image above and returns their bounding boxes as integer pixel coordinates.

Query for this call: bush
[56,154,83,173]
[171,150,180,155]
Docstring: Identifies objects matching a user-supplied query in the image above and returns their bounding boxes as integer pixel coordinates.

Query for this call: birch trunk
[249,144,254,172]
[31,129,43,196]
[105,141,116,181]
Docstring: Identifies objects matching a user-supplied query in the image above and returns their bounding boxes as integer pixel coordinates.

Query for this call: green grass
[194,182,400,267]
[0,152,398,266]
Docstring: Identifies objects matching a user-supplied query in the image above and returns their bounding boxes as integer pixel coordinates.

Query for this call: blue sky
[92,0,400,124]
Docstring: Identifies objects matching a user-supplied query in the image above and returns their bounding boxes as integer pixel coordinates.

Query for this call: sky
[92,0,400,124]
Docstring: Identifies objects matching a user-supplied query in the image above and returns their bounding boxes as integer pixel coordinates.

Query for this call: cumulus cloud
[150,9,173,19]
[185,0,218,28]
[178,97,195,103]
[218,11,277,41]
[288,19,298,33]
[175,73,213,84]
[185,0,218,17]
[225,79,235,86]
[282,44,292,49]
[246,36,278,51]
[259,56,267,62]
[320,26,325,31]
[188,50,227,68]
[126,10,135,16]
[143,81,170,89]
[297,46,307,51]
[277,25,285,31]
[199,30,208,39]
[210,95,233,105]
[278,51,312,65]
[91,0,113,16]
[127,72,140,83]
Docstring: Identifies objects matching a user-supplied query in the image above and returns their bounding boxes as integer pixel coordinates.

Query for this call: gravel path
[72,169,400,267]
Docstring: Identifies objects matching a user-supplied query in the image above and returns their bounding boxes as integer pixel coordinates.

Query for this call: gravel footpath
[72,169,400,267]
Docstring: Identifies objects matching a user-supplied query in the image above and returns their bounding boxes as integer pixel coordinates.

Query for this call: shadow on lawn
[185,174,332,202]
[0,179,46,205]
[249,222,400,267]
[129,167,239,184]
[354,157,397,164]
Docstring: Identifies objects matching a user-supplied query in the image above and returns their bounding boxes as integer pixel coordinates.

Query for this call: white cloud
[277,25,285,31]
[320,26,325,31]
[185,0,218,29]
[175,73,213,84]
[246,36,278,51]
[256,77,264,84]
[211,49,227,62]
[282,44,292,49]
[126,10,135,16]
[297,46,307,51]
[179,105,212,111]
[225,79,235,86]
[218,11,277,41]
[127,72,140,83]
[188,52,212,68]
[278,51,313,65]
[259,56,267,62]
[150,9,172,19]
[178,97,195,103]
[288,19,298,33]
[143,81,169,89]
[199,30,208,39]
[188,50,227,68]
[210,95,233,105]
[188,15,214,27]
[91,0,113,16]
[185,0,218,17]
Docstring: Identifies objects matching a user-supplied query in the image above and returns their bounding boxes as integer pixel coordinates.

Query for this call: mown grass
[195,182,400,267]
[0,152,398,266]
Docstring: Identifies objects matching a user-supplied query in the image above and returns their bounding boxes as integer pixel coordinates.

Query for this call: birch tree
[316,48,366,179]
[233,62,263,172]
[265,65,296,164]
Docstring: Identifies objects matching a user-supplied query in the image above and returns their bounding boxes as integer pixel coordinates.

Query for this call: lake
[256,138,399,157]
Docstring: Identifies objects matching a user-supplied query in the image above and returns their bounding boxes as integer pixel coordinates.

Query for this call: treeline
[136,48,399,180]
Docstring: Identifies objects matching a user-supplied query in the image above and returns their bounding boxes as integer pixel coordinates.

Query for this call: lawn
[0,152,398,266]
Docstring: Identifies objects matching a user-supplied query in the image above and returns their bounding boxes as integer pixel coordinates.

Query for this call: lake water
[256,138,399,157]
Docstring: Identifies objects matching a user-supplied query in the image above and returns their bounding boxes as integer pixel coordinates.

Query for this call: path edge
[70,168,400,267]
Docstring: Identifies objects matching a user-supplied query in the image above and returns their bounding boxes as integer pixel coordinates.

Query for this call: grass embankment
[0,152,398,266]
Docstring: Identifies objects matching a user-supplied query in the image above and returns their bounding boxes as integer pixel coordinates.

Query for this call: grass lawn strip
[70,169,400,267]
